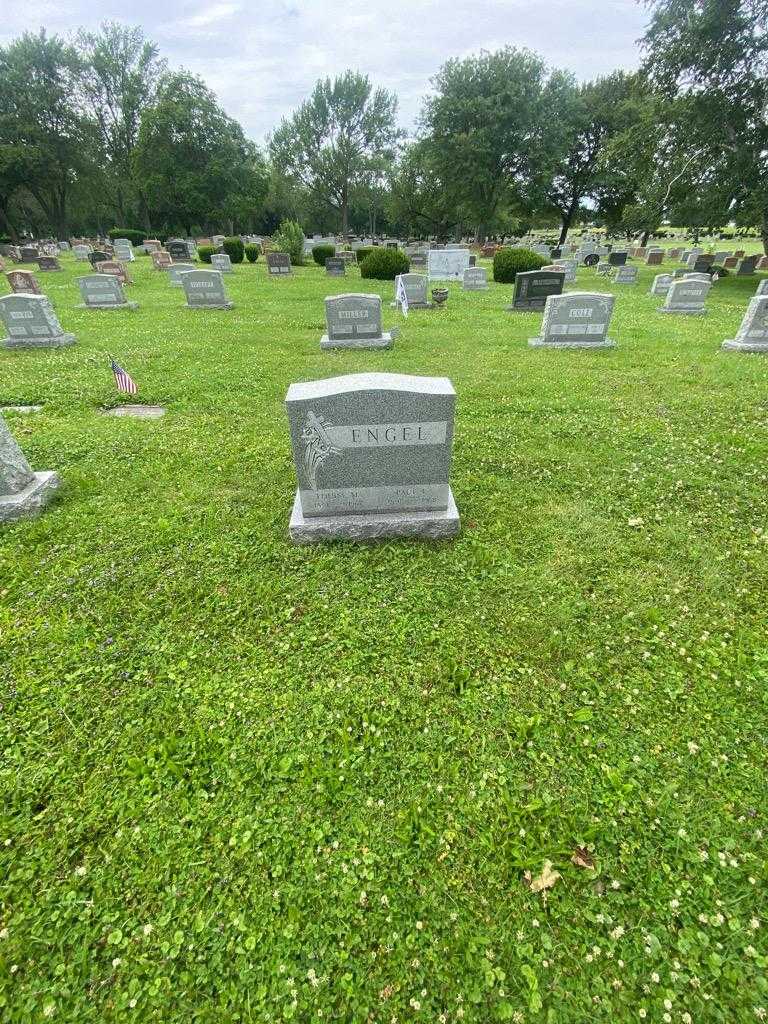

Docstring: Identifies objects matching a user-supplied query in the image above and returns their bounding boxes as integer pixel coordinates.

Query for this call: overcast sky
[1,0,649,143]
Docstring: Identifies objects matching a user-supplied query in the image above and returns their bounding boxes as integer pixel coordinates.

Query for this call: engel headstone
[285,372,460,543]
[0,415,60,523]
[722,295,768,353]
[529,292,616,349]
[6,270,41,295]
[325,257,346,277]
[77,274,137,310]
[168,262,196,287]
[180,269,233,309]
[508,270,564,311]
[650,273,673,296]
[0,294,76,349]
[321,294,393,350]
[427,249,470,281]
[211,253,233,274]
[267,252,292,276]
[462,267,488,290]
[660,278,711,315]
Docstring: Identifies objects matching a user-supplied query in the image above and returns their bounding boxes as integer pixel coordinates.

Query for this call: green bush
[223,236,244,264]
[244,243,260,263]
[198,245,215,264]
[312,244,336,266]
[492,247,548,284]
[107,228,144,246]
[272,219,305,266]
[355,246,373,263]
[360,247,410,281]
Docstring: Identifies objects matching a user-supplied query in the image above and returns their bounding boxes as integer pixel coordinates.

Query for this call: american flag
[110,357,137,395]
[395,273,409,317]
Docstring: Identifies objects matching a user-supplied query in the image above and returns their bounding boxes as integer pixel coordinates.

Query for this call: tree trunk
[640,229,650,246]
[761,212,768,255]
[559,198,579,245]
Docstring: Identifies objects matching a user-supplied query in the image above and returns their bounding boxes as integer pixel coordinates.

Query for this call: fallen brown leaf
[524,860,561,893]
[571,846,595,870]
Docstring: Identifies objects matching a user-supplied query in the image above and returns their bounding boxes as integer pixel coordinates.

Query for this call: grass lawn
[1,249,767,1023]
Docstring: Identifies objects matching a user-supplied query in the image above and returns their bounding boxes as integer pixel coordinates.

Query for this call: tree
[134,72,267,235]
[388,141,463,239]
[269,71,401,234]
[76,22,166,228]
[419,48,572,241]
[642,0,768,251]
[0,30,97,236]
[544,73,642,244]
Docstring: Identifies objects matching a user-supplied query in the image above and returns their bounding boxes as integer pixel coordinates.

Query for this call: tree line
[1,2,766,250]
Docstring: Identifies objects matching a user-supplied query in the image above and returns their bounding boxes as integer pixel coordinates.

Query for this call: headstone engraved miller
[722,296,768,353]
[211,253,233,274]
[0,294,76,349]
[320,294,393,350]
[77,274,137,310]
[0,415,60,523]
[6,270,42,295]
[507,270,564,311]
[391,273,432,309]
[267,252,292,276]
[325,257,346,277]
[462,267,488,290]
[168,262,196,287]
[180,269,233,309]
[529,292,616,349]
[285,373,460,543]
[660,278,711,315]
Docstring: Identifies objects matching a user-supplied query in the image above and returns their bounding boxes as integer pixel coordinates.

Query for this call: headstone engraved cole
[462,267,488,290]
[0,294,76,349]
[267,252,292,276]
[6,270,42,295]
[285,373,460,543]
[722,295,768,353]
[427,249,471,281]
[321,294,393,350]
[508,270,565,311]
[529,292,616,349]
[660,278,711,315]
[0,414,60,523]
[180,269,233,309]
[77,274,137,310]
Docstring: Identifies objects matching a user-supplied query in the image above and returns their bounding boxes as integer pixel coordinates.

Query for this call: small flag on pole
[110,356,137,395]
[395,273,409,317]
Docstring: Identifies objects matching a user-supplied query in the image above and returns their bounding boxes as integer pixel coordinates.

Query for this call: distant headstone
[529,292,616,349]
[646,250,663,265]
[6,270,41,295]
[37,255,61,272]
[20,247,39,263]
[0,415,60,523]
[285,372,460,543]
[0,294,76,348]
[73,245,91,261]
[508,270,565,311]
[392,273,432,309]
[180,269,233,309]
[167,239,192,261]
[722,295,768,353]
[267,252,292,276]
[325,257,346,277]
[756,279,768,296]
[596,262,611,276]
[210,253,233,274]
[757,256,768,271]
[77,274,137,310]
[650,273,673,296]
[113,242,134,262]
[58,241,70,251]
[462,267,488,290]
[143,239,162,253]
[667,248,683,260]
[409,253,427,270]
[614,266,638,284]
[688,253,714,272]
[608,251,628,266]
[88,250,109,267]
[723,256,739,269]
[168,263,196,287]
[152,250,173,270]
[734,249,745,258]
[736,256,758,276]
[321,294,393,350]
[95,260,132,286]
[553,259,577,283]
[427,249,471,281]
[660,278,711,315]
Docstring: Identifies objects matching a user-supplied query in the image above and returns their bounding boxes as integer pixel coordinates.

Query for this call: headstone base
[389,301,434,309]
[721,339,768,353]
[3,333,76,349]
[187,302,234,310]
[76,302,138,311]
[528,337,616,349]
[0,470,60,524]
[320,332,393,350]
[289,487,460,544]
[657,307,707,315]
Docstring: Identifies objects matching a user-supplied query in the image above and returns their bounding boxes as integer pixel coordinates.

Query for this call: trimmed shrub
[360,247,410,281]
[355,246,373,263]
[244,243,260,263]
[272,219,305,266]
[493,247,548,284]
[223,236,244,264]
[198,245,215,264]
[108,228,144,246]
[312,243,336,266]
